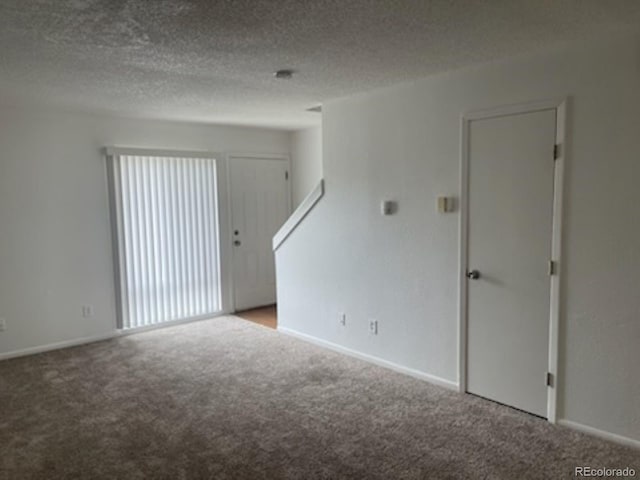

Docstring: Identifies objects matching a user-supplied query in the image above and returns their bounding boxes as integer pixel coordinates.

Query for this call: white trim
[458,115,470,394]
[458,98,567,422]
[105,153,127,329]
[462,98,567,121]
[223,155,236,312]
[215,156,235,314]
[558,419,640,450]
[225,151,290,161]
[547,100,567,423]
[273,179,324,250]
[104,146,221,159]
[0,332,117,361]
[0,313,231,361]
[278,326,459,391]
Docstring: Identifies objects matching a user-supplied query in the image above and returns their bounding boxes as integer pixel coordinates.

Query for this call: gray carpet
[1,316,638,479]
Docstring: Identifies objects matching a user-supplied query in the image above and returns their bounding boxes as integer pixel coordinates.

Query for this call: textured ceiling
[1,1,640,129]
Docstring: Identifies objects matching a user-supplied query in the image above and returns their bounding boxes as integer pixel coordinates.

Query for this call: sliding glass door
[107,151,222,330]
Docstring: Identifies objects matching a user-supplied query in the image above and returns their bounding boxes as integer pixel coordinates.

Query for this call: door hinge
[548,260,557,276]
[546,372,554,387]
[285,170,289,180]
[553,143,561,160]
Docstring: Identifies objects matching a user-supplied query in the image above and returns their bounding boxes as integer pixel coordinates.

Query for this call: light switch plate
[437,196,455,213]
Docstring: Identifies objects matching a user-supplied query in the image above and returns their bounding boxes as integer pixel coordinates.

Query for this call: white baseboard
[0,313,234,362]
[278,326,459,391]
[558,419,640,450]
[0,332,117,361]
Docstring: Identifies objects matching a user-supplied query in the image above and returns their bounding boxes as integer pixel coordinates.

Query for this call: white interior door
[466,108,556,418]
[229,157,289,311]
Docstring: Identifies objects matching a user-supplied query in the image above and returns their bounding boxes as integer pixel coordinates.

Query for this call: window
[107,150,222,329]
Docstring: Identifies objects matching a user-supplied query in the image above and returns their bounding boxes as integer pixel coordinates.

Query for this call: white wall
[290,127,323,207]
[276,32,640,443]
[0,107,289,357]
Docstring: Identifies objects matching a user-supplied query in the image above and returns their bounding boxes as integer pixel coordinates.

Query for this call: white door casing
[459,99,566,421]
[229,156,290,311]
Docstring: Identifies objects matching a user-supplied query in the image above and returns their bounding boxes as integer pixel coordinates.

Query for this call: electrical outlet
[81,305,94,318]
[339,312,347,326]
[368,319,378,335]
[0,318,6,332]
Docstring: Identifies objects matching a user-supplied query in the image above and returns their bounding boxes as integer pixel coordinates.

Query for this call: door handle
[466,270,481,280]
[234,240,241,246]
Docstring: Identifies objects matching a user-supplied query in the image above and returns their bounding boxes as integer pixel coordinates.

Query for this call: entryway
[229,156,290,312]
[235,304,277,329]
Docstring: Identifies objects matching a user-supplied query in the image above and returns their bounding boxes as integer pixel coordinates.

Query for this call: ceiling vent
[274,69,295,79]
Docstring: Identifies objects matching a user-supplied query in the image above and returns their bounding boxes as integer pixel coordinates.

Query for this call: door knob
[466,270,480,280]
[234,240,241,246]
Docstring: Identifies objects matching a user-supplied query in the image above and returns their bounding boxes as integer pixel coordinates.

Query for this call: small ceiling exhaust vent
[274,69,294,79]
[307,105,322,113]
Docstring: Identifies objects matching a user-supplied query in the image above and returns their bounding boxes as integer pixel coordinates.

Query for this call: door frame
[458,98,567,423]
[225,153,292,312]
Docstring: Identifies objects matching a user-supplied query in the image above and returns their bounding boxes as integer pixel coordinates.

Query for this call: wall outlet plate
[0,318,6,332]
[81,305,94,318]
[368,319,378,335]
[381,200,396,216]
[339,312,346,326]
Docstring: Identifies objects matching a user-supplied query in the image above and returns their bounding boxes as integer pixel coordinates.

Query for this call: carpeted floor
[1,316,638,479]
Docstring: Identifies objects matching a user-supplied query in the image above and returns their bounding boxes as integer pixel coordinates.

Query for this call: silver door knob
[466,270,480,280]
[234,240,241,246]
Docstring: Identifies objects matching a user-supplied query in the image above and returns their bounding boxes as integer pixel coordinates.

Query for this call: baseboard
[558,419,640,450]
[278,326,459,391]
[0,332,117,361]
[0,313,232,362]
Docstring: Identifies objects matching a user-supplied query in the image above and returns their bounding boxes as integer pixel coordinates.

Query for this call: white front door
[229,157,289,311]
[466,108,557,417]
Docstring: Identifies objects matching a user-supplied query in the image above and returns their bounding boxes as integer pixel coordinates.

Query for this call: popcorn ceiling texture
[1,0,640,128]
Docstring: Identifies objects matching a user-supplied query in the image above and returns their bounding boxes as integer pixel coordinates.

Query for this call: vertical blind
[108,152,222,330]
